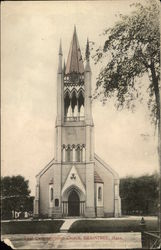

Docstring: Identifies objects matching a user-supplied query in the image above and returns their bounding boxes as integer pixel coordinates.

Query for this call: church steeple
[34,27,121,220]
[65,27,84,74]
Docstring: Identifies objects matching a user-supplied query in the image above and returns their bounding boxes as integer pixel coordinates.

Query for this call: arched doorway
[68,190,80,216]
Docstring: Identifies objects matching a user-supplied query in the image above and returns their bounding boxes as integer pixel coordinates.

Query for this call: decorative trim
[62,144,85,150]
[61,165,86,197]
[64,88,85,99]
[64,73,84,86]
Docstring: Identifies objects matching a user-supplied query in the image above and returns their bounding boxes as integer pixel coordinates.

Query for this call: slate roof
[94,171,104,183]
[65,27,84,75]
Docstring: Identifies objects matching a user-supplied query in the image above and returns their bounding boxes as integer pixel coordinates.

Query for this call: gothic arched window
[66,147,71,162]
[78,91,84,117]
[55,199,59,207]
[71,91,77,117]
[76,146,81,162]
[62,147,66,162]
[50,188,53,201]
[80,147,83,162]
[64,91,70,117]
[98,187,102,200]
[82,145,85,162]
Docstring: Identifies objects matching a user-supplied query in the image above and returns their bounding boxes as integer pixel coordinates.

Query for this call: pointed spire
[86,38,90,61]
[65,27,84,75]
[85,38,91,72]
[58,39,63,74]
[59,39,63,56]
[74,25,76,34]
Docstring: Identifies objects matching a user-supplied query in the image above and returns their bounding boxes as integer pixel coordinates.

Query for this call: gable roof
[36,158,55,178]
[65,27,84,75]
[94,153,119,179]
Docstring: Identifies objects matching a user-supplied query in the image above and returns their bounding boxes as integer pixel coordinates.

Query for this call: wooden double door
[68,190,80,216]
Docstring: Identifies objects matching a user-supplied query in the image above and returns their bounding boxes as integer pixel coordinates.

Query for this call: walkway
[60,219,78,232]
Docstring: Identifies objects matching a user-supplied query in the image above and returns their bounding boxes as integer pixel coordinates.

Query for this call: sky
[1,0,159,195]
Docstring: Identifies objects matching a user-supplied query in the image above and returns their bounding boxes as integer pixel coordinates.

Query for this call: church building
[34,28,121,218]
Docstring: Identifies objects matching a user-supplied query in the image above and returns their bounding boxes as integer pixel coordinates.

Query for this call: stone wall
[39,164,55,216]
[94,157,115,215]
[62,125,85,145]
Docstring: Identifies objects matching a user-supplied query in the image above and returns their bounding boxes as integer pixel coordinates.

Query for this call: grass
[69,219,158,233]
[2,220,64,234]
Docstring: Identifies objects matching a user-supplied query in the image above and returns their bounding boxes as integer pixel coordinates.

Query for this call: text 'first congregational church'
[34,27,121,218]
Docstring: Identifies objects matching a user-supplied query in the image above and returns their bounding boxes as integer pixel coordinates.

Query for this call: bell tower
[54,27,95,217]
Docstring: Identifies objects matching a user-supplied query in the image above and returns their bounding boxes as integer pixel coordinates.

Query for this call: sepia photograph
[1,0,160,249]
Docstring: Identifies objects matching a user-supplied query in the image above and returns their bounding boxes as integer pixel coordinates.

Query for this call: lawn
[2,220,64,234]
[69,219,158,233]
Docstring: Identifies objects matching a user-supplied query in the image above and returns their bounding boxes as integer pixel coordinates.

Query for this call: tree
[1,175,33,219]
[120,174,159,215]
[93,0,160,236]
[93,1,159,124]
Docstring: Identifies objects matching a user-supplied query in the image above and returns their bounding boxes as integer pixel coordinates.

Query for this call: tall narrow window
[76,147,80,162]
[66,147,71,162]
[50,188,53,201]
[82,146,85,162]
[55,199,59,207]
[72,146,75,162]
[64,92,70,117]
[80,148,83,162]
[78,91,84,118]
[71,91,77,117]
[98,187,102,200]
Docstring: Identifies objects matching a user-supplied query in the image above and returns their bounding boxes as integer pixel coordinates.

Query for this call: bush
[2,220,64,234]
[69,219,158,233]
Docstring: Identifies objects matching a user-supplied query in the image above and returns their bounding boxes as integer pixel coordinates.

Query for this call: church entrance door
[68,190,80,216]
